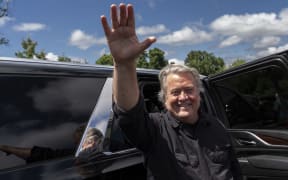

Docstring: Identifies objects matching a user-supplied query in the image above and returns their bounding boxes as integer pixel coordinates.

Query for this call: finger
[127,4,135,28]
[101,15,111,37]
[140,37,157,51]
[119,3,127,26]
[110,4,119,29]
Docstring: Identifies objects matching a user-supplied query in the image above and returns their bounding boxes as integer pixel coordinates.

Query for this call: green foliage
[184,50,225,76]
[0,0,9,45]
[0,37,8,45]
[148,48,168,69]
[229,59,246,68]
[0,0,8,17]
[96,54,113,65]
[58,56,71,62]
[137,51,149,68]
[15,37,46,60]
[95,48,228,75]
[95,50,167,69]
[36,51,46,59]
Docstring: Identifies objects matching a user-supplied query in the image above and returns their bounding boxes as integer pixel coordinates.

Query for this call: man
[101,3,242,180]
[81,127,103,153]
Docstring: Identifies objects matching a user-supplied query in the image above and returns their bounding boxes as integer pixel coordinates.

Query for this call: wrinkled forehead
[166,72,197,85]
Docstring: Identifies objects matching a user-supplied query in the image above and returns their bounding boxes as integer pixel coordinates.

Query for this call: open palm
[101,4,156,65]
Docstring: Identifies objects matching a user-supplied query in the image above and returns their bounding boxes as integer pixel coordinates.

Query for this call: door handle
[230,130,271,147]
[237,138,257,146]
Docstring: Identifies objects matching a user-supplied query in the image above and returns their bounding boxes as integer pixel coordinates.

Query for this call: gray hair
[158,64,203,103]
[86,127,103,139]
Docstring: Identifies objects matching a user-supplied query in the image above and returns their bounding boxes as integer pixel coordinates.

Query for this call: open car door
[204,50,288,179]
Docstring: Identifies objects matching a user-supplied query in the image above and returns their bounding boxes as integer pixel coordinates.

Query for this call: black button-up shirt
[114,96,242,180]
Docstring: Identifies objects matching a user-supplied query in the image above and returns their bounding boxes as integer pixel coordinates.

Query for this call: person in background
[101,3,242,180]
[81,127,103,153]
[0,125,85,163]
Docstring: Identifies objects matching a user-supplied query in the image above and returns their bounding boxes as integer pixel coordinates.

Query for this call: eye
[171,89,181,96]
[184,87,194,95]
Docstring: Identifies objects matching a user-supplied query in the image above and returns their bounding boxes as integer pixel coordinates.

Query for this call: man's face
[82,135,98,150]
[164,72,201,124]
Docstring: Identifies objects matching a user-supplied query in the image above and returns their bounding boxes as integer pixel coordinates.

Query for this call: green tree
[0,0,9,45]
[36,51,46,60]
[137,51,149,68]
[58,55,71,62]
[148,48,168,70]
[0,0,8,17]
[96,54,113,65]
[15,38,46,59]
[229,59,246,68]
[184,50,224,76]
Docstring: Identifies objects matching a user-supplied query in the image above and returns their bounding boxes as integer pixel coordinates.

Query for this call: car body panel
[206,50,288,179]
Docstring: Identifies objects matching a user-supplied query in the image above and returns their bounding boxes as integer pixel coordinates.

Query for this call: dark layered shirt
[113,96,242,180]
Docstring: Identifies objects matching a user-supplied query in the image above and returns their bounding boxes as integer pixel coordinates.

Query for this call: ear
[164,101,168,108]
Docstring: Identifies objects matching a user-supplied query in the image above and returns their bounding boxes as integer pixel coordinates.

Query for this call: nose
[178,91,188,100]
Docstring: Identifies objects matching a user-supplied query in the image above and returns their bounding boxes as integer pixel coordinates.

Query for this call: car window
[76,78,112,156]
[213,65,288,129]
[101,81,162,153]
[142,82,164,113]
[0,75,105,170]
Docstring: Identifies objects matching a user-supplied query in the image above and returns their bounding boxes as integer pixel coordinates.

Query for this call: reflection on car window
[0,124,86,163]
[79,127,104,155]
[214,66,288,129]
[76,78,112,156]
[0,75,105,170]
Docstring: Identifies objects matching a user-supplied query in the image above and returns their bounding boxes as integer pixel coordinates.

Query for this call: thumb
[140,36,157,51]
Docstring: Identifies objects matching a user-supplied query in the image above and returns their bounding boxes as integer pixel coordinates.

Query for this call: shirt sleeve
[27,146,73,163]
[113,95,158,152]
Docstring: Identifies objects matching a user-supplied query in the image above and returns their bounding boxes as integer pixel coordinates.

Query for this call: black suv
[0,50,287,179]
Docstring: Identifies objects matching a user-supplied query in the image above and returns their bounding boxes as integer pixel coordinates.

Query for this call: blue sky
[1,0,288,65]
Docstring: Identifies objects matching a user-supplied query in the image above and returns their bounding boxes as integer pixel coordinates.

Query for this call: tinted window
[213,66,288,129]
[106,81,162,152]
[77,78,112,156]
[0,75,105,170]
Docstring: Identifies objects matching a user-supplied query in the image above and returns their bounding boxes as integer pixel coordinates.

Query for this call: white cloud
[135,13,143,21]
[69,29,97,50]
[219,35,242,48]
[157,26,212,45]
[0,16,13,27]
[46,52,59,61]
[253,36,280,49]
[257,43,288,57]
[147,0,156,8]
[168,58,184,65]
[70,57,87,64]
[136,24,167,36]
[69,29,107,50]
[279,8,288,22]
[46,52,87,63]
[27,78,99,115]
[210,8,288,47]
[13,23,46,31]
[99,48,107,56]
[96,37,107,45]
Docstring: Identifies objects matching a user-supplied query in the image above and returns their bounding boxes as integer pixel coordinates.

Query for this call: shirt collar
[166,110,210,129]
[166,111,181,128]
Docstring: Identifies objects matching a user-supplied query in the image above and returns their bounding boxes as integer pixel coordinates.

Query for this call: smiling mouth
[177,104,192,110]
[177,101,192,107]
